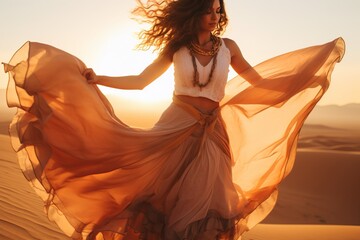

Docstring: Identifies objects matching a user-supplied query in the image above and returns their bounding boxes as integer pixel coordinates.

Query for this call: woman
[4,0,344,239]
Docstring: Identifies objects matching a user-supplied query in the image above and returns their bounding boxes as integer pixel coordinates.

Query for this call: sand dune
[243,224,360,240]
[264,151,360,225]
[0,134,71,240]
[298,124,360,153]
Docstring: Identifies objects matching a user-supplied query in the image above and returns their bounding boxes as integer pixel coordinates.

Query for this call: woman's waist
[173,94,219,114]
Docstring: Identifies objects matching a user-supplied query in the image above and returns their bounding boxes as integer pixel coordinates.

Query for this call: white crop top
[173,38,231,102]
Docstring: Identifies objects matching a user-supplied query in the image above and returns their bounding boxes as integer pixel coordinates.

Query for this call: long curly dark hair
[132,0,228,57]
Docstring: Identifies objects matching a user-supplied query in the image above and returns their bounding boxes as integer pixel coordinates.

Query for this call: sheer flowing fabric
[4,38,345,239]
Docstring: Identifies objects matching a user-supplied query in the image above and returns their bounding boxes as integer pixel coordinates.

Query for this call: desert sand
[1,92,360,239]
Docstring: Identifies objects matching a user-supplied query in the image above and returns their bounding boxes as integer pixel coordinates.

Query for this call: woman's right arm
[84,53,172,90]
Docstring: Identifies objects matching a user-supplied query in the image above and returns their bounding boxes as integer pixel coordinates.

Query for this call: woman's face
[199,0,221,32]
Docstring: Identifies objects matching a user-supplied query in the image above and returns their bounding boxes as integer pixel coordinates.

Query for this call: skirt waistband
[172,95,219,133]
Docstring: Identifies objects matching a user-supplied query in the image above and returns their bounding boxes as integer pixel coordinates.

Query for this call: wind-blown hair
[132,0,228,57]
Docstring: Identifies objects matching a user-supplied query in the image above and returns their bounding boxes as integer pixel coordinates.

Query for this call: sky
[0,0,359,106]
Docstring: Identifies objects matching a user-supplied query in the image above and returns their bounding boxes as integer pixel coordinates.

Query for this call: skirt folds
[3,38,345,239]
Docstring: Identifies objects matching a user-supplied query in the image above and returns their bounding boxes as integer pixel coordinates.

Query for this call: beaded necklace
[188,35,221,89]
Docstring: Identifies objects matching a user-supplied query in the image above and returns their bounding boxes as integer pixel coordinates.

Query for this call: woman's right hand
[83,68,98,84]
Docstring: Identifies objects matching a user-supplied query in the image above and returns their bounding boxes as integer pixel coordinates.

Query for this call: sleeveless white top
[173,39,231,102]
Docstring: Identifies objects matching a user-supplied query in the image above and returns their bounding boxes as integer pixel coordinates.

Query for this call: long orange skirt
[4,38,345,239]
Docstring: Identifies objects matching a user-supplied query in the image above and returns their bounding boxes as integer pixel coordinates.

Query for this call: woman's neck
[197,31,212,46]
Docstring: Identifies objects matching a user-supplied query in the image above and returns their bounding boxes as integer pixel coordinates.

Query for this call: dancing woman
[4,0,344,239]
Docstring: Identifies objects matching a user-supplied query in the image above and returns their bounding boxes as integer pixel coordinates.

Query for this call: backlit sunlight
[94,27,174,106]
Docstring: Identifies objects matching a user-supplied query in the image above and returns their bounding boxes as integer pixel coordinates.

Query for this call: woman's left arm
[223,38,262,85]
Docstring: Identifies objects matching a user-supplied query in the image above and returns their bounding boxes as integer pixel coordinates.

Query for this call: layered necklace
[188,34,221,88]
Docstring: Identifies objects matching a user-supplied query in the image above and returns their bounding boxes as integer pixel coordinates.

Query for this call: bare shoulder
[222,38,237,47]
[222,38,241,57]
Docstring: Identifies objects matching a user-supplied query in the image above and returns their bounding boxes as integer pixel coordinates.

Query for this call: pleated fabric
[3,38,345,239]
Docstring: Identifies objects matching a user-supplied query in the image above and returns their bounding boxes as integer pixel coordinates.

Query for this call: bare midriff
[175,94,219,114]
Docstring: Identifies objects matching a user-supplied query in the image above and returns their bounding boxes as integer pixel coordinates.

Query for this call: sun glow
[93,27,174,105]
